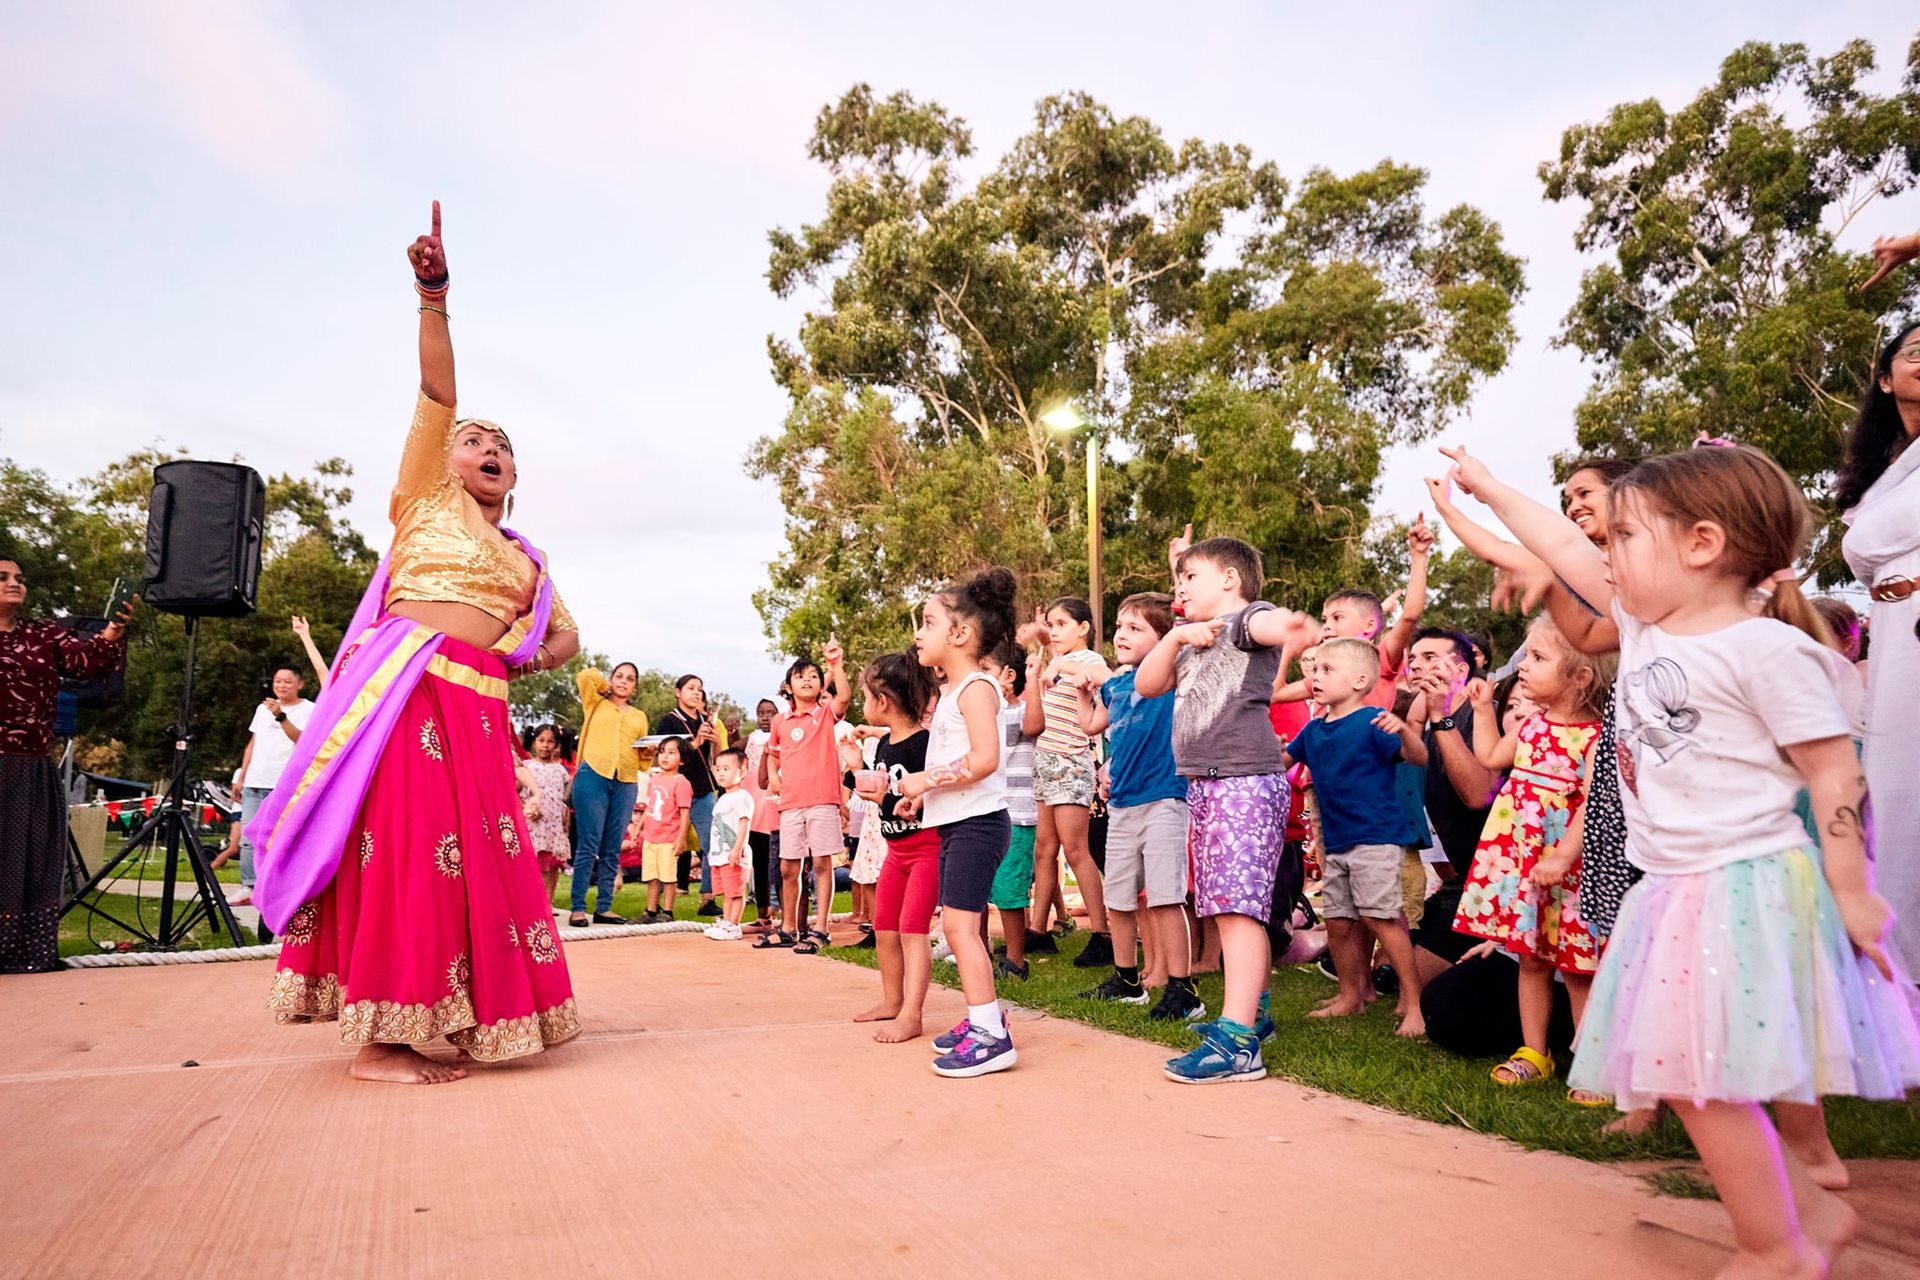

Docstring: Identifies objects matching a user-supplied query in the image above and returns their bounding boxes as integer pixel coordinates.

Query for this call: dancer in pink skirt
[250,202,583,1084]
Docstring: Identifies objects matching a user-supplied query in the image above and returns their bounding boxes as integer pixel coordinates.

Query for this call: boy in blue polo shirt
[1283,637,1431,1037]
[1072,592,1203,1021]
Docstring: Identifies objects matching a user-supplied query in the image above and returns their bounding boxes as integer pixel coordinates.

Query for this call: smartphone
[103,577,136,620]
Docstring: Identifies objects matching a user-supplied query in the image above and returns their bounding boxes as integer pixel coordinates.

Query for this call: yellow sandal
[1490,1046,1554,1086]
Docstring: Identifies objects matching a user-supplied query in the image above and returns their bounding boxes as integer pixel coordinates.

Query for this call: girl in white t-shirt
[895,567,1018,1078]
[1446,440,1920,1277]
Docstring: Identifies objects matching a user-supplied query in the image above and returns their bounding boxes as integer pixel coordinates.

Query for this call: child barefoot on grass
[850,650,938,1042]
[1283,637,1431,1037]
[1452,439,1920,1278]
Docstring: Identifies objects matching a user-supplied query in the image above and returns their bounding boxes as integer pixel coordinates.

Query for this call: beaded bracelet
[418,303,448,319]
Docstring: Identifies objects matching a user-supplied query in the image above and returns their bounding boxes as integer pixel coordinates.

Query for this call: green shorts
[989,823,1037,910]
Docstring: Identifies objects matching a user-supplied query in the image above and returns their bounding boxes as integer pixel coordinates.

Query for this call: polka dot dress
[1576,700,1637,941]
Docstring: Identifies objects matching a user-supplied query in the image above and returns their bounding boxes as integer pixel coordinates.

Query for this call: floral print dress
[1454,715,1601,974]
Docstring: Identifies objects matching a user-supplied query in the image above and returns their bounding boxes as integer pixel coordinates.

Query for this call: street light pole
[1086,425,1103,651]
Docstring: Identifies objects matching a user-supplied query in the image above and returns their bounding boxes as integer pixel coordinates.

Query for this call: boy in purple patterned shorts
[1136,536,1316,1083]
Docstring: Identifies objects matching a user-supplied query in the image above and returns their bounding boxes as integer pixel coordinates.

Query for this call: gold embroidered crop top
[386,392,575,641]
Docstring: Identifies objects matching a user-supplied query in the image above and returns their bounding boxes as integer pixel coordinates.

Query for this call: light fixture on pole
[1040,402,1103,650]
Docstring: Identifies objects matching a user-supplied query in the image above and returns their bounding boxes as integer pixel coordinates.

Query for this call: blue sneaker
[931,1018,972,1054]
[931,1027,1018,1078]
[1164,1023,1265,1084]
[1187,1012,1276,1043]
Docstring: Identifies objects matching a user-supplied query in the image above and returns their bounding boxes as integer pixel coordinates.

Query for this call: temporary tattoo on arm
[926,760,975,788]
[1827,804,1865,843]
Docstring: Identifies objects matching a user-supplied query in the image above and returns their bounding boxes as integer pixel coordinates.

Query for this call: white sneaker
[229,890,253,906]
[725,922,745,940]
[703,924,730,940]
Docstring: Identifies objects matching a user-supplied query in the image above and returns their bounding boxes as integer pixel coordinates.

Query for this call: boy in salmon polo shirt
[764,639,852,953]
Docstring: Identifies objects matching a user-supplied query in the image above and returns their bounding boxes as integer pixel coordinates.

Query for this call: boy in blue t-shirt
[1073,592,1202,1021]
[1282,637,1431,1037]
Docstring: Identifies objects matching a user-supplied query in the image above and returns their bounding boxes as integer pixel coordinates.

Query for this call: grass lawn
[59,891,244,958]
[821,928,1920,1165]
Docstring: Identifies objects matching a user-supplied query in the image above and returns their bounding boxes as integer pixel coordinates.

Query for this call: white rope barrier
[61,918,716,968]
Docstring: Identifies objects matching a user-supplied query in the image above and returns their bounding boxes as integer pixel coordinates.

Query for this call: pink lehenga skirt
[266,636,579,1061]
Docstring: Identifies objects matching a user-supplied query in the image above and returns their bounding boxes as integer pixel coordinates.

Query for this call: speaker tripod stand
[61,617,247,950]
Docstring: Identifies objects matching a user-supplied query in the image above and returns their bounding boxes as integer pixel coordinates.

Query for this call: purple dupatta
[249,528,553,933]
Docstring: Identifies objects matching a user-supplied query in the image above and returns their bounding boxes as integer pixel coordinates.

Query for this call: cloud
[0,2,346,188]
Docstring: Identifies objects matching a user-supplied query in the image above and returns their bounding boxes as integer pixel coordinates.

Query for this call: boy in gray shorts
[1073,593,1204,1021]
[1281,637,1431,1038]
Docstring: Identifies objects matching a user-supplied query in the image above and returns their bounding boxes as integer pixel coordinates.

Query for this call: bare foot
[1797,1180,1859,1266]
[1710,1243,1826,1280]
[1313,990,1374,1012]
[350,1043,467,1085]
[873,1016,923,1044]
[1395,1011,1426,1038]
[1307,997,1369,1019]
[1785,1137,1850,1191]
[852,1002,901,1023]
[1603,1106,1663,1137]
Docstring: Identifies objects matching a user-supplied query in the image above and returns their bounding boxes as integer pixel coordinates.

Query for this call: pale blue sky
[3,1,1913,705]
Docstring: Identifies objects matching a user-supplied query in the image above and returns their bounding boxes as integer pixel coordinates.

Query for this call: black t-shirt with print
[656,708,717,798]
[1423,702,1493,877]
[873,729,930,839]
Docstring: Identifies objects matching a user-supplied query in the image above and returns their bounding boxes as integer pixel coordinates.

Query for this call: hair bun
[967,566,1018,612]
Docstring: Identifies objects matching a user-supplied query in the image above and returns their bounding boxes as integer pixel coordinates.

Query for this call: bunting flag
[104,801,122,822]
[140,796,157,815]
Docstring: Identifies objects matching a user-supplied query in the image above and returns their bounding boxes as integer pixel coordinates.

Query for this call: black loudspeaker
[58,616,126,708]
[144,461,266,617]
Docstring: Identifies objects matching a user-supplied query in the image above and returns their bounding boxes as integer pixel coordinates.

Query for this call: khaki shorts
[1401,849,1427,927]
[1103,798,1191,908]
[1321,843,1404,920]
[640,841,677,883]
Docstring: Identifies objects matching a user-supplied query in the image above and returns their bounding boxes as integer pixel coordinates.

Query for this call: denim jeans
[690,790,717,894]
[238,786,273,890]
[570,764,636,915]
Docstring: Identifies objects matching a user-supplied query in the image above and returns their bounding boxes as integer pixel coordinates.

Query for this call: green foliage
[508,652,745,741]
[1540,34,1920,580]
[754,86,1523,655]
[1,451,377,778]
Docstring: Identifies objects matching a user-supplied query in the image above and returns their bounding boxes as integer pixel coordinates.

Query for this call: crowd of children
[508,428,1920,1278]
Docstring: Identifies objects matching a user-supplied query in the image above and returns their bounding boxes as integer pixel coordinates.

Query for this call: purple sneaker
[931,1026,1018,1078]
[931,1018,973,1054]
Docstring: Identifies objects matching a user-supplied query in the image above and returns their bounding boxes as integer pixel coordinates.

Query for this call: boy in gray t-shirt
[1136,536,1315,1084]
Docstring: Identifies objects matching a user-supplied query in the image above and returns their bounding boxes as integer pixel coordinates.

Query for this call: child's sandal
[1566,1087,1612,1108]
[793,938,820,955]
[754,930,796,950]
[1490,1046,1554,1086]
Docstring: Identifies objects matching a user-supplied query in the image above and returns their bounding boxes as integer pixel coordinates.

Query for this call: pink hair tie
[1692,433,1738,449]
[1764,569,1800,589]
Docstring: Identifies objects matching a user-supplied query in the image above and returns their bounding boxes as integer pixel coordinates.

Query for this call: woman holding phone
[655,673,728,915]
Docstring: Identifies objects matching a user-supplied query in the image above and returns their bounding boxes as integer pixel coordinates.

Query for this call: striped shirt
[1001,705,1039,827]
[1036,649,1103,756]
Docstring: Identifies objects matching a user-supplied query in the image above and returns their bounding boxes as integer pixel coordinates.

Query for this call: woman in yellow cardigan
[569,663,650,927]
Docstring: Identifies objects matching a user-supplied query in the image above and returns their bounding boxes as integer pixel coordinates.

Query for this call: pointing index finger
[431,199,442,239]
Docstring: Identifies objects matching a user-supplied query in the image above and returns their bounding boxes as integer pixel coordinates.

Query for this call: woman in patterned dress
[249,203,582,1084]
[0,559,133,973]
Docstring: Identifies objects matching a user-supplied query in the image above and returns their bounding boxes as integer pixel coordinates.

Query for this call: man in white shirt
[234,666,314,905]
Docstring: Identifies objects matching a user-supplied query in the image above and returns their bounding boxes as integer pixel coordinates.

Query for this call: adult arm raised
[1439,446,1611,615]
[410,200,454,407]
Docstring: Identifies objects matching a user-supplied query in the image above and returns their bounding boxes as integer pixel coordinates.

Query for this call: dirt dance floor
[2,935,1914,1279]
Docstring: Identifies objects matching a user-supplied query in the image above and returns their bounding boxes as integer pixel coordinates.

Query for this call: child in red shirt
[764,641,852,951]
[640,738,695,923]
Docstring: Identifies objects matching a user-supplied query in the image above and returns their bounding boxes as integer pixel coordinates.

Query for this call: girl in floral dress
[522,725,572,904]
[1453,614,1615,1099]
